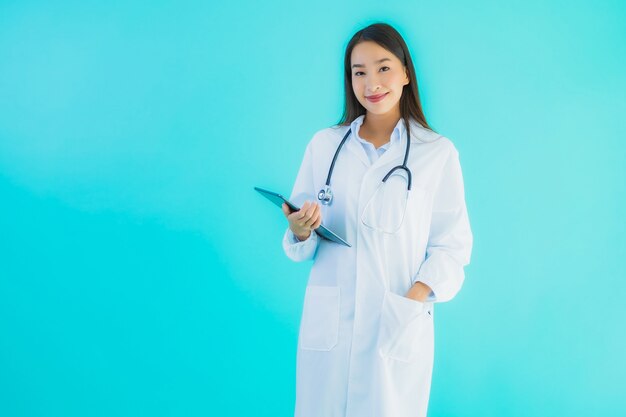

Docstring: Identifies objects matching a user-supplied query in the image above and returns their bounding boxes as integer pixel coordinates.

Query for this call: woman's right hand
[281,200,322,241]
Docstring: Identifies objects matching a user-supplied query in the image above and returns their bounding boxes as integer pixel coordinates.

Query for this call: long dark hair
[336,22,436,134]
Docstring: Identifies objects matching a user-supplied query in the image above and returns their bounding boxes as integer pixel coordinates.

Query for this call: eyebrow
[351,58,392,69]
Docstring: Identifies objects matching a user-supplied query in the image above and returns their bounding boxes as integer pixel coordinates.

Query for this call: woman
[281,22,473,417]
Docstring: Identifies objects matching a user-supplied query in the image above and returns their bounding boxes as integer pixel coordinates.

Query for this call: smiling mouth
[366,93,388,102]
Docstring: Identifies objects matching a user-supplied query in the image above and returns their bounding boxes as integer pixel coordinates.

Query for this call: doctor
[281,23,473,417]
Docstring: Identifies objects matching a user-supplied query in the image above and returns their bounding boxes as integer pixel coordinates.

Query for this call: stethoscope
[317,120,413,205]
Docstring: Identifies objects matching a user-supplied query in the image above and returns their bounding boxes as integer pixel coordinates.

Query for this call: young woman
[281,22,473,417]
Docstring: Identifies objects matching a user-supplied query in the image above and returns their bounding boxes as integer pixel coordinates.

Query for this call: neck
[362,108,402,138]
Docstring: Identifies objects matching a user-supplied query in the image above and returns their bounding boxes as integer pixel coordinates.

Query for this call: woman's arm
[411,145,474,303]
[282,142,322,262]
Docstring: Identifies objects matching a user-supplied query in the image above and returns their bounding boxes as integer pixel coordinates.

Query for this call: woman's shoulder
[305,124,350,149]
[408,120,459,155]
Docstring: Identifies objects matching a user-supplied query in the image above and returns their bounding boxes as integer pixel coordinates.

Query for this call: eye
[354,66,391,77]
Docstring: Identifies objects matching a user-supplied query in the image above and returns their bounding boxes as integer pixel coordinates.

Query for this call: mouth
[365,92,388,103]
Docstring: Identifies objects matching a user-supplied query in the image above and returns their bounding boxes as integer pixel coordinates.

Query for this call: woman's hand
[405,281,433,302]
[282,200,322,241]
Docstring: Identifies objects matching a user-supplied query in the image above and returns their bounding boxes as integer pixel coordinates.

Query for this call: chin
[365,105,394,115]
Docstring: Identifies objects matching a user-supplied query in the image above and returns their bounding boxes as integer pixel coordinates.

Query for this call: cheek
[352,81,365,99]
[392,74,407,89]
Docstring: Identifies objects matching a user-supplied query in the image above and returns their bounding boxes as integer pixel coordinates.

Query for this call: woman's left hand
[404,281,433,302]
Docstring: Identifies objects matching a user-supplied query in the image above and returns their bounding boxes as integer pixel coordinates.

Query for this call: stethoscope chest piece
[318,185,333,205]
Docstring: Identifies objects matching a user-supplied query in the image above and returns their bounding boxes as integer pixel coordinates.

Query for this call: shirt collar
[350,114,407,148]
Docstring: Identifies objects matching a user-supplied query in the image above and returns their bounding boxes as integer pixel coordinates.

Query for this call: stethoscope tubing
[320,120,413,206]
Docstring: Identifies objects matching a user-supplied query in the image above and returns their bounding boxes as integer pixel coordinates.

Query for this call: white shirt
[350,114,404,165]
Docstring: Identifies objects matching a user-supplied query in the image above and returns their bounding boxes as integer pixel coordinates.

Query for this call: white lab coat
[282,115,473,417]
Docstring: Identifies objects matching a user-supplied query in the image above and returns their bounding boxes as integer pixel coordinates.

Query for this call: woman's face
[350,41,410,116]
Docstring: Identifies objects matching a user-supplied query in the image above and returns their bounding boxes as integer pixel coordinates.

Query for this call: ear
[403,67,410,85]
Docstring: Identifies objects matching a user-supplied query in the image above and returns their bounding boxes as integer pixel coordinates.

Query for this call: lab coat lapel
[369,133,405,176]
[345,132,370,168]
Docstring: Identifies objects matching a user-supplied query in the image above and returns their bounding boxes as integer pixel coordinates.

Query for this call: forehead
[350,41,399,66]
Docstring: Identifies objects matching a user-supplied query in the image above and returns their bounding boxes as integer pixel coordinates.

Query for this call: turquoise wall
[1,1,625,416]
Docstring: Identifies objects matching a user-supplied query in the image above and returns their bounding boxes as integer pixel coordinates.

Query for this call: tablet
[254,186,351,247]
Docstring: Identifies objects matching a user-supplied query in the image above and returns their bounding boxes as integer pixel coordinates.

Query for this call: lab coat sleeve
[282,141,321,262]
[413,146,473,303]
[282,227,320,261]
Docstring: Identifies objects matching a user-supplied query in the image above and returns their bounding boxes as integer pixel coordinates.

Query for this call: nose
[365,75,381,93]
[366,84,381,94]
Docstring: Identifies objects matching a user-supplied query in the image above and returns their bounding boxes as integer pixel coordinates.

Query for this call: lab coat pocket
[299,285,340,351]
[377,290,432,363]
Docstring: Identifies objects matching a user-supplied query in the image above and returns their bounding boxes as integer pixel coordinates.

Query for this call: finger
[305,214,318,229]
[288,204,301,220]
[296,201,310,220]
[312,214,322,229]
[303,203,320,227]
[304,201,317,220]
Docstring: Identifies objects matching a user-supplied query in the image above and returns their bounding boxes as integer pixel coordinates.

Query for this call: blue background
[1,1,625,416]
